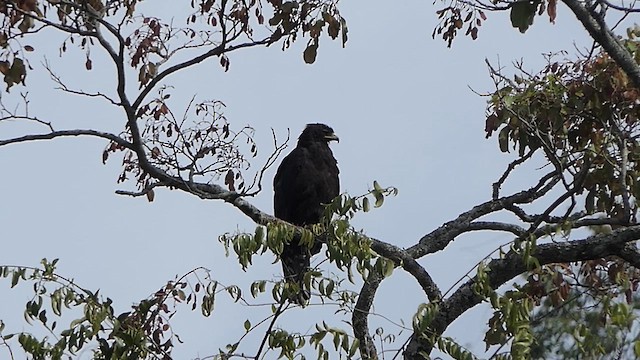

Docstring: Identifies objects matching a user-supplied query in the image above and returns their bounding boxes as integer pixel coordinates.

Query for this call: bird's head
[298,123,339,145]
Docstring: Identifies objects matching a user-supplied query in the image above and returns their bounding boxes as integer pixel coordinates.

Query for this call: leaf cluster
[103,89,259,193]
[434,5,486,47]
[486,34,640,221]
[0,260,242,360]
[433,0,558,47]
[529,261,640,359]
[187,0,348,64]
[220,181,398,279]
[0,0,349,97]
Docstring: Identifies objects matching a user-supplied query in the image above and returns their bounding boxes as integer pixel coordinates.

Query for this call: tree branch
[617,242,640,269]
[492,149,535,200]
[351,177,559,359]
[600,0,640,13]
[254,300,288,359]
[43,60,121,106]
[408,174,559,259]
[404,226,640,358]
[352,238,443,359]
[467,221,526,236]
[353,272,383,359]
[132,36,284,111]
[0,130,132,149]
[115,182,165,198]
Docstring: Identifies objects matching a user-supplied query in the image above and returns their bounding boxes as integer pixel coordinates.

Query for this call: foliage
[480,28,640,360]
[433,0,558,46]
[0,258,363,359]
[219,183,398,301]
[0,259,226,359]
[0,0,349,197]
[0,0,347,89]
[0,183,398,359]
[529,261,640,359]
[107,92,261,193]
[486,32,640,222]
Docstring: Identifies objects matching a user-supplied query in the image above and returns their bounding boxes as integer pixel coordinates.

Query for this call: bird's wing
[274,147,326,224]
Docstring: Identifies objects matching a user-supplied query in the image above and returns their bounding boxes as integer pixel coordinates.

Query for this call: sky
[0,0,600,358]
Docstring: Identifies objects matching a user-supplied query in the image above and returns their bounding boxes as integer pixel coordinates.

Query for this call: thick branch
[404,226,640,358]
[408,176,558,259]
[370,240,442,302]
[351,177,559,359]
[618,242,640,269]
[352,240,442,359]
[352,272,383,360]
[467,221,526,236]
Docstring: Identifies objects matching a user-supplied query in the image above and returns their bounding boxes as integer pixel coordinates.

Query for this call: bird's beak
[325,133,339,143]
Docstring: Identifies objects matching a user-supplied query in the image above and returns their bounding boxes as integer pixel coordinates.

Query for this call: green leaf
[38,310,47,324]
[510,1,537,33]
[340,17,348,46]
[362,196,370,212]
[18,17,33,33]
[226,342,239,353]
[244,319,251,331]
[311,330,327,343]
[384,259,394,277]
[373,180,383,192]
[373,191,384,208]
[11,271,19,288]
[333,332,340,350]
[326,280,335,296]
[255,226,265,243]
[341,334,349,351]
[498,126,511,153]
[349,338,359,357]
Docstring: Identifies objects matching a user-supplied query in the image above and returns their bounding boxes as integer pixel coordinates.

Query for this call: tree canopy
[2,0,640,359]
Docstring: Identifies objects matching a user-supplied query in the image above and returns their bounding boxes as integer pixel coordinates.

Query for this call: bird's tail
[281,241,312,305]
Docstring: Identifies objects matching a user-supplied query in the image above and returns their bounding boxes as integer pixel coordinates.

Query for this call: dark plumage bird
[273,123,340,303]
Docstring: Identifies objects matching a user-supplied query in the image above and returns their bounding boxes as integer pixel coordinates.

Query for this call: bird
[273,123,340,304]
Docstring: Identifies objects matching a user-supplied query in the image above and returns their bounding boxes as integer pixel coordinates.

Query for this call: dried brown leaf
[146,189,155,202]
[547,0,557,23]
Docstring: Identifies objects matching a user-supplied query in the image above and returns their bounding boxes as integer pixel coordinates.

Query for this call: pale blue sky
[1,0,596,358]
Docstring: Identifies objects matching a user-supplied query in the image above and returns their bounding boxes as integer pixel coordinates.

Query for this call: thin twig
[0,129,133,149]
[254,299,288,359]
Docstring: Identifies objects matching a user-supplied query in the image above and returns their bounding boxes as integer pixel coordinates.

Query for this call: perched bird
[273,123,340,303]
